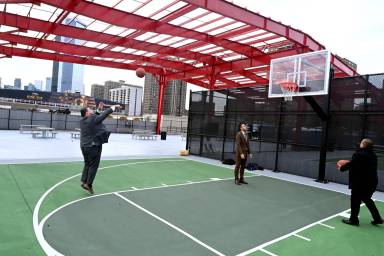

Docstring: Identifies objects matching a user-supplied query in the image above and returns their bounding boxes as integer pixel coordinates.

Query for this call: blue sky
[0,0,382,95]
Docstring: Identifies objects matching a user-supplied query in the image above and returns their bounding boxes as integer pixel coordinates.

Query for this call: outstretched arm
[94,105,120,124]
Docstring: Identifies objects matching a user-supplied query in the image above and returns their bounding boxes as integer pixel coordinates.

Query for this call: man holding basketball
[80,103,120,194]
[337,138,383,226]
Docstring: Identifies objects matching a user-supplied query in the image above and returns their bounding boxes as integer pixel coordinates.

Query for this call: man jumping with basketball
[79,102,120,194]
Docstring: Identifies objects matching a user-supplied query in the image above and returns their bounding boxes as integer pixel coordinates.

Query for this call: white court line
[338,212,350,218]
[293,234,311,241]
[210,178,221,181]
[235,207,351,256]
[259,248,278,256]
[32,159,188,256]
[39,174,261,232]
[318,223,335,229]
[37,168,260,255]
[114,192,226,256]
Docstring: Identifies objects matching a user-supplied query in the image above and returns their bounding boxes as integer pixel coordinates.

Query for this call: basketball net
[279,82,299,101]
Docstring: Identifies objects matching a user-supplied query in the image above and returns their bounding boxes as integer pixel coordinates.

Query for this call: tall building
[91,84,105,99]
[24,83,37,91]
[14,78,21,89]
[34,80,43,91]
[143,74,187,116]
[164,79,187,116]
[51,18,85,94]
[109,85,143,116]
[104,80,123,100]
[45,77,52,92]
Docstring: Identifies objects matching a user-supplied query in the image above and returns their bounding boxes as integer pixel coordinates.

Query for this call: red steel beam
[0,12,215,64]
[159,4,197,23]
[0,11,275,82]
[167,49,296,80]
[0,33,192,71]
[0,45,163,74]
[40,0,266,58]
[156,74,167,135]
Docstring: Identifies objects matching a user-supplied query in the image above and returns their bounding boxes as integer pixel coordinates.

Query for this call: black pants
[234,156,247,182]
[81,145,102,187]
[350,188,382,222]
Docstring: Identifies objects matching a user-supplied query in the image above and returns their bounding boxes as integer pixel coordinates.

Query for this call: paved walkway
[0,130,186,164]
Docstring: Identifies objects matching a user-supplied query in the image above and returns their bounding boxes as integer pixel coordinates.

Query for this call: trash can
[160,131,167,140]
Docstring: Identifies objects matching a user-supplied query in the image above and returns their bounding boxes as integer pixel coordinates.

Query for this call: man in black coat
[339,138,383,226]
[79,103,120,194]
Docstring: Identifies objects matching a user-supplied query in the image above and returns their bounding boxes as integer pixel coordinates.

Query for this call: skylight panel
[134,0,174,17]
[115,0,146,13]
[103,25,127,35]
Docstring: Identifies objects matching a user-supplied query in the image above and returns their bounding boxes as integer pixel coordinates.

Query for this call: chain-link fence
[187,73,384,191]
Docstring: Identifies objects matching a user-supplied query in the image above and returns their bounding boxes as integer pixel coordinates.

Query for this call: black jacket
[340,148,378,191]
[80,108,113,147]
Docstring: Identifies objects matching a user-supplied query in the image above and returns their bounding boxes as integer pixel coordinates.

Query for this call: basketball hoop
[279,82,299,101]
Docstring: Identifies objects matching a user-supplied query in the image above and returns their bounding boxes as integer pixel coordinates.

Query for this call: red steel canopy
[0,0,357,133]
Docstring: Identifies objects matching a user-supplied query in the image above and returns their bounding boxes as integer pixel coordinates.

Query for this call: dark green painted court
[1,158,383,256]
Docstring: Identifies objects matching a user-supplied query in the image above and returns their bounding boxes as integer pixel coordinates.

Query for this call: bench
[132,129,157,140]
[181,133,187,140]
[70,132,80,139]
[20,125,44,133]
[31,131,43,138]
[51,131,58,138]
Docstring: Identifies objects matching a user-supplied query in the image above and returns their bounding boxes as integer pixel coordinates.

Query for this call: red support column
[156,74,167,135]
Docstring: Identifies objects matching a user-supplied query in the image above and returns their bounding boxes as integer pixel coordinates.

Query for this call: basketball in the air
[336,159,349,169]
[136,68,145,78]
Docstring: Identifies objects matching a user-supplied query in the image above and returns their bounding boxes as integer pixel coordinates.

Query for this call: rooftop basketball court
[1,1,381,256]
[2,156,384,256]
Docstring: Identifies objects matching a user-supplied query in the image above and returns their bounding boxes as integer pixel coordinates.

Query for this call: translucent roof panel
[134,0,176,17]
[4,4,31,17]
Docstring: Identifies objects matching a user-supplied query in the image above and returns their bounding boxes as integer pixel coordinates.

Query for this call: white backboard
[268,50,331,98]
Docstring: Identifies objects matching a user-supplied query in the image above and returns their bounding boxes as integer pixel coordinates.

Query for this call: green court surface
[1,158,383,256]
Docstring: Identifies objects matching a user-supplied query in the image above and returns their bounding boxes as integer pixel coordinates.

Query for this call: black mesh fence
[187,73,384,191]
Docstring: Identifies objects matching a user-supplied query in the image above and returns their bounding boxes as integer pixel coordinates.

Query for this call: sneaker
[240,181,248,184]
[82,183,95,194]
[342,219,359,226]
[371,219,383,225]
[80,183,88,191]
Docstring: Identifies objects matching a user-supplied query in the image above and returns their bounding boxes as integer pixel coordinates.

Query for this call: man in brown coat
[234,123,252,185]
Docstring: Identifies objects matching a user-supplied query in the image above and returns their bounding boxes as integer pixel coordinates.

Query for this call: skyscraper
[14,78,21,89]
[91,84,105,99]
[109,85,143,116]
[34,80,43,91]
[45,77,52,92]
[51,18,85,94]
[143,74,187,116]
[104,80,124,100]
